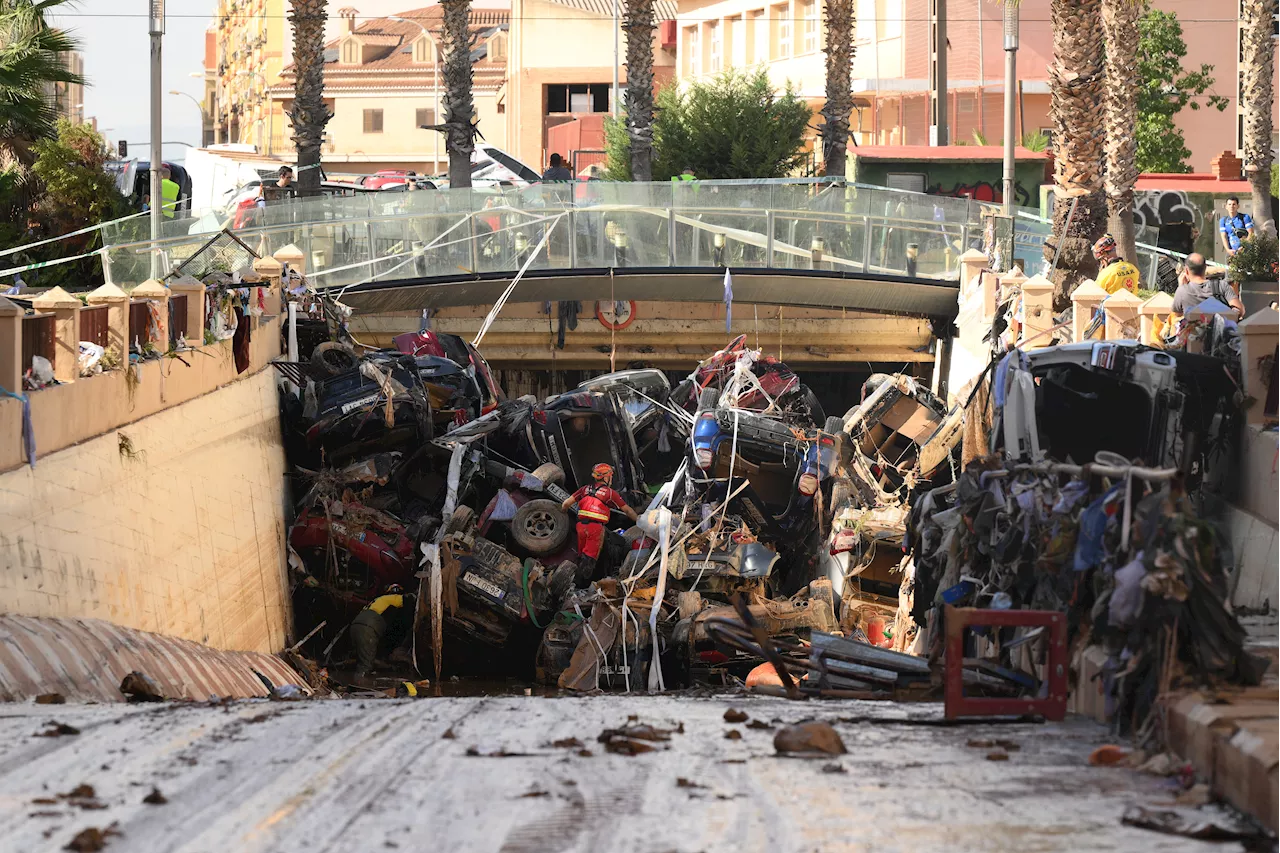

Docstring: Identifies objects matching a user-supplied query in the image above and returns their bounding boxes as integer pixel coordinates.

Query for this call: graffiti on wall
[1133,189,1213,256]
[927,181,1034,209]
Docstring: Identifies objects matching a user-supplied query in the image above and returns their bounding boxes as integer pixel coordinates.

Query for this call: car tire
[310,341,358,378]
[824,415,845,436]
[445,505,475,534]
[530,462,565,487]
[510,499,571,556]
[699,386,719,410]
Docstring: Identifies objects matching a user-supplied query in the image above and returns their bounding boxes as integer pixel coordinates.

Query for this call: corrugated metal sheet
[0,616,308,703]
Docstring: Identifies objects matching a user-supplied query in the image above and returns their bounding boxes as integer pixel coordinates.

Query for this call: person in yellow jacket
[159,166,181,219]
[350,585,414,686]
[1092,234,1140,294]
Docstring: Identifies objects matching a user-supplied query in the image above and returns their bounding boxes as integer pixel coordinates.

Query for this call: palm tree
[1240,0,1277,226]
[441,0,476,188]
[0,0,84,169]
[1101,0,1141,267]
[1045,0,1107,307]
[819,0,856,178]
[286,0,331,196]
[623,0,656,181]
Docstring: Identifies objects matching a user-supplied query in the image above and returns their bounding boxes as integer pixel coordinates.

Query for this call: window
[363,109,383,133]
[416,108,435,127]
[856,0,875,40]
[412,36,433,63]
[687,25,701,75]
[886,172,926,193]
[877,0,902,39]
[725,15,741,67]
[709,21,722,72]
[488,33,506,61]
[801,0,818,54]
[957,95,973,114]
[341,39,358,64]
[772,3,791,59]
[544,83,611,114]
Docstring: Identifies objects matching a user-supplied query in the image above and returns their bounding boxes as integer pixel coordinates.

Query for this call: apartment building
[44,50,85,124]
[675,0,1247,174]
[506,0,677,171]
[210,0,291,153]
[268,6,510,175]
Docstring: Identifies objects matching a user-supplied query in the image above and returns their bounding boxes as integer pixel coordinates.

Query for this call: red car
[359,170,417,190]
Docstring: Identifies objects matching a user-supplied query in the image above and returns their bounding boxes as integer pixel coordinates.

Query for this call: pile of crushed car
[278,296,1260,719]
[279,326,962,691]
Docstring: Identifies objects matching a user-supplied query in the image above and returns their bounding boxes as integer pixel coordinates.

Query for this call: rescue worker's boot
[575,555,597,585]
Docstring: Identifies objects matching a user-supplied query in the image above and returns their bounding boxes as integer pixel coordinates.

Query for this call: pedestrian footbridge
[101,180,1015,321]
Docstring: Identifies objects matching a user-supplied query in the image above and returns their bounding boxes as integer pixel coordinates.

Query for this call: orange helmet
[591,463,614,482]
[1092,234,1118,262]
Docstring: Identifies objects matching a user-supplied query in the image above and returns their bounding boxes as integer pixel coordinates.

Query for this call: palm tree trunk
[442,0,476,189]
[623,0,656,182]
[1046,0,1107,308]
[1241,0,1277,227]
[1101,0,1140,267]
[286,0,331,196]
[820,0,856,179]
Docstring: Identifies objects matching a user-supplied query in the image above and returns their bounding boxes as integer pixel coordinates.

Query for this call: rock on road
[0,695,1232,852]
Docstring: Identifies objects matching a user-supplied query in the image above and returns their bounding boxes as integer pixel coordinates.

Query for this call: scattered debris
[675,778,705,789]
[1088,745,1131,767]
[986,751,1009,762]
[821,763,846,774]
[724,729,742,741]
[36,693,66,705]
[723,709,748,723]
[549,737,583,749]
[745,719,774,730]
[37,722,80,738]
[64,825,118,852]
[1121,806,1266,842]
[119,672,164,703]
[772,722,847,755]
[142,788,167,806]
[441,727,457,740]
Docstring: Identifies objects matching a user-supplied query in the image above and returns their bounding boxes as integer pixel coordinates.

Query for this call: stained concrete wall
[0,347,291,655]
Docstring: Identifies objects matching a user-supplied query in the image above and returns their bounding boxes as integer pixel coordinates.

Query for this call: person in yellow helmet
[159,166,181,220]
[1092,234,1140,295]
[350,584,415,686]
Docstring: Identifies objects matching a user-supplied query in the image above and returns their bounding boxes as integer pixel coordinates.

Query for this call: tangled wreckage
[278,293,1266,737]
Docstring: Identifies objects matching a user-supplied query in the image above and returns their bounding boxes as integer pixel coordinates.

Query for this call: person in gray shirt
[1171,253,1246,317]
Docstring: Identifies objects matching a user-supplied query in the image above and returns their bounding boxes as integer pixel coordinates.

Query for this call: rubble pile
[276,293,1262,724]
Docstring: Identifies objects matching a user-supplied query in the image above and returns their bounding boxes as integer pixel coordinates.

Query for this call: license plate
[688,561,723,574]
[462,571,505,600]
[340,393,380,414]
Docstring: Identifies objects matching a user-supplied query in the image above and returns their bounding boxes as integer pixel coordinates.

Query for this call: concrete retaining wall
[0,362,291,655]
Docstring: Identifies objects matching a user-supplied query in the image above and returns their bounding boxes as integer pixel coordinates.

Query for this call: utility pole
[1001,2,1018,214]
[929,0,947,145]
[149,0,164,279]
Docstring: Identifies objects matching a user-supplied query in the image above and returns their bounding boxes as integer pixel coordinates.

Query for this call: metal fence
[21,313,54,373]
[80,304,110,348]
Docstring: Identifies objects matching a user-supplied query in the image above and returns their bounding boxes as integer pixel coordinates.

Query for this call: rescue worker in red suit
[562,463,637,580]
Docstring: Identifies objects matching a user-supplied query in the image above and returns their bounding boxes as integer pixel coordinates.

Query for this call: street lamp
[169,90,206,147]
[389,15,442,175]
[237,69,273,155]
[1001,2,1019,218]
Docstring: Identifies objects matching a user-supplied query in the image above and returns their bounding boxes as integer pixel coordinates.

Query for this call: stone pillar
[1019,274,1055,349]
[1139,292,1174,346]
[0,296,22,392]
[958,248,986,294]
[85,282,130,364]
[253,256,284,317]
[1239,308,1279,425]
[131,279,170,351]
[1071,280,1107,342]
[168,275,206,346]
[274,243,305,278]
[31,285,81,383]
[1103,289,1143,340]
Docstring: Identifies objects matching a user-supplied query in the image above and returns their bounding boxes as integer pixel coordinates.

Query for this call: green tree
[1134,7,1228,174]
[604,69,812,181]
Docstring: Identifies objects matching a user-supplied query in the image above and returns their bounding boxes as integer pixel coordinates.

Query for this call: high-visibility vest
[160,178,180,219]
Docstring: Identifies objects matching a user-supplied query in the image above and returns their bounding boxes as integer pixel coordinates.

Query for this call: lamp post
[389,16,442,175]
[1001,2,1019,216]
[169,90,206,147]
[149,0,164,279]
[237,69,272,155]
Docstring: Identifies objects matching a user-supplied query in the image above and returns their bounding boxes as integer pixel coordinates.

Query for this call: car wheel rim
[524,510,555,540]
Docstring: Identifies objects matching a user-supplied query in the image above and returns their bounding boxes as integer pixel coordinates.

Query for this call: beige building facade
[210,0,291,153]
[268,6,509,176]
